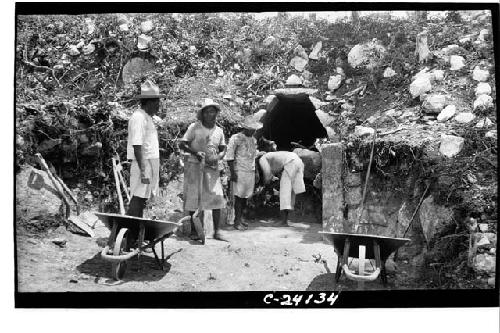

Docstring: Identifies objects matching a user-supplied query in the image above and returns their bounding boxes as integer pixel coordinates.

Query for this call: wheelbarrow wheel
[112,228,129,280]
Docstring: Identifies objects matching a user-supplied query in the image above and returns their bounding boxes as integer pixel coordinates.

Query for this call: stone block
[345,187,362,206]
[321,143,344,232]
[472,253,496,274]
[419,195,453,243]
[345,172,362,187]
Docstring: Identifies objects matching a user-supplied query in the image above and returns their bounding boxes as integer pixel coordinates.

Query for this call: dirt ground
[16,209,424,292]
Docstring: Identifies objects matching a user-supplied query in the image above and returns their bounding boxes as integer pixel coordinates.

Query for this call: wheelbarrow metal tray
[320,231,410,261]
[95,212,181,242]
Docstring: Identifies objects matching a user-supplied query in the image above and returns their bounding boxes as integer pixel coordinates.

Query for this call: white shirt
[182,121,226,163]
[224,132,257,172]
[127,108,159,160]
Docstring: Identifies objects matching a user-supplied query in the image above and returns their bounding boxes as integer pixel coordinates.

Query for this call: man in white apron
[126,80,166,217]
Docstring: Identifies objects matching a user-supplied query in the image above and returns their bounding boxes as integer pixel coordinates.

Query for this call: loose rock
[475,82,491,96]
[140,20,154,33]
[118,23,129,32]
[458,36,471,44]
[409,75,432,98]
[354,126,375,138]
[441,44,460,55]
[473,94,493,110]
[327,75,342,91]
[478,223,489,232]
[385,258,397,273]
[68,45,80,56]
[485,130,497,139]
[454,112,475,124]
[315,110,333,127]
[439,134,464,158]
[472,66,490,82]
[82,43,95,55]
[449,55,465,70]
[422,94,446,114]
[475,117,493,128]
[309,41,322,60]
[137,34,152,50]
[383,67,396,78]
[286,74,302,86]
[437,105,456,122]
[472,254,496,274]
[478,29,489,42]
[294,45,309,60]
[348,41,386,69]
[431,69,445,81]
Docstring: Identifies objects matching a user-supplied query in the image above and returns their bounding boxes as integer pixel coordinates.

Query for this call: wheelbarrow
[319,132,410,286]
[320,232,409,285]
[96,156,181,280]
[97,212,181,280]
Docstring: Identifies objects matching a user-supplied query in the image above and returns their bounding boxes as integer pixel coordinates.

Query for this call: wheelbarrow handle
[100,245,139,262]
[342,264,381,282]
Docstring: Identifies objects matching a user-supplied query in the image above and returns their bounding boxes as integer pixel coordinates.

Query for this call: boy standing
[225,117,263,230]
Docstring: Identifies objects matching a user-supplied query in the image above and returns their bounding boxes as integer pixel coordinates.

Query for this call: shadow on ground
[76,251,176,284]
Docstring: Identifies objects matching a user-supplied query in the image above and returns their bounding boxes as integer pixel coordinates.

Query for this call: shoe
[213,231,229,242]
[241,221,249,227]
[233,224,245,231]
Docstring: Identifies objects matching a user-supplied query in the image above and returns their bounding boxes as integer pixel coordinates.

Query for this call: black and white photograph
[11,1,499,317]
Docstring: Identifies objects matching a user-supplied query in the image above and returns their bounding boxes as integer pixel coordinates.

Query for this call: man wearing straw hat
[224,116,263,230]
[126,80,166,218]
[179,98,228,242]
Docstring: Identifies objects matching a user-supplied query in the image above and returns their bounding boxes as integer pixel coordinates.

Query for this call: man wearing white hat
[224,116,263,230]
[179,98,228,242]
[126,80,165,217]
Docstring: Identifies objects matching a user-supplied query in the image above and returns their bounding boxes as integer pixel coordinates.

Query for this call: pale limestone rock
[475,82,492,96]
[354,126,375,137]
[309,41,322,60]
[449,55,465,70]
[454,112,476,124]
[140,20,154,33]
[383,67,396,78]
[289,56,308,71]
[437,105,456,122]
[475,117,493,128]
[472,66,490,82]
[423,94,446,113]
[327,75,342,91]
[439,134,464,158]
[409,75,432,98]
[473,94,493,110]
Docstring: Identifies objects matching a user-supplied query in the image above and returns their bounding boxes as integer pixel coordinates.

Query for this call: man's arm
[133,145,149,184]
[258,154,273,184]
[227,160,237,182]
[217,144,226,160]
[179,140,204,161]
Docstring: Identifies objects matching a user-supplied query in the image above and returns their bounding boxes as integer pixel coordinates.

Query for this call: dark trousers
[127,196,147,218]
[234,196,247,225]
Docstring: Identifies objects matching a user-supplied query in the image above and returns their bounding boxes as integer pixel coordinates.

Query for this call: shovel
[226,179,235,225]
[191,157,206,244]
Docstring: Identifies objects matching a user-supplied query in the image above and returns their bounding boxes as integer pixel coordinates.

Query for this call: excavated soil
[16,210,425,292]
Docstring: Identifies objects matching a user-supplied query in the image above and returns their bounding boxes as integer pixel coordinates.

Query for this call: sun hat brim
[241,122,263,130]
[133,94,167,99]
